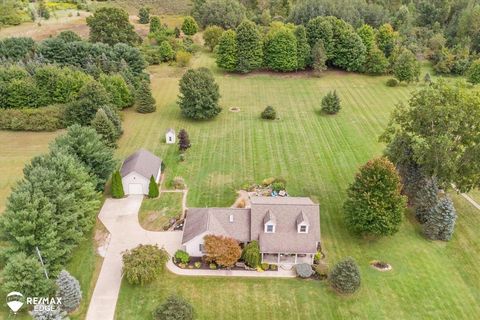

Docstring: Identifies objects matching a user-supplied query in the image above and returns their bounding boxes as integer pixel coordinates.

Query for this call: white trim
[297,224,308,233]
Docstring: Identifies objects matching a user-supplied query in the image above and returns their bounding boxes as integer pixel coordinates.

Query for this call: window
[299,225,308,233]
[199,244,204,252]
[265,224,274,233]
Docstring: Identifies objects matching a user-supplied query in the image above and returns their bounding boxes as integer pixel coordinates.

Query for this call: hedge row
[0,105,66,131]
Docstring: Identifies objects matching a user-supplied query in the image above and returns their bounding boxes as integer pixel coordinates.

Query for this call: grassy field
[113,51,480,319]
[139,192,183,231]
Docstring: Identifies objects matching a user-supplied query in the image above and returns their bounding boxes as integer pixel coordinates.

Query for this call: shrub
[176,50,192,67]
[262,177,275,186]
[271,181,285,192]
[241,241,261,268]
[153,295,195,320]
[138,7,150,24]
[148,175,159,198]
[321,91,341,114]
[261,106,277,120]
[56,270,82,313]
[329,257,361,294]
[270,264,278,271]
[122,244,169,285]
[158,41,175,62]
[386,78,399,87]
[466,59,480,84]
[209,263,217,269]
[314,251,322,264]
[204,235,241,268]
[57,30,82,42]
[178,129,191,152]
[111,170,125,199]
[261,263,270,271]
[343,157,406,237]
[203,25,224,51]
[178,68,221,120]
[194,261,201,268]
[314,262,329,278]
[175,250,190,264]
[0,105,65,131]
[182,16,198,36]
[295,263,314,278]
[173,177,186,189]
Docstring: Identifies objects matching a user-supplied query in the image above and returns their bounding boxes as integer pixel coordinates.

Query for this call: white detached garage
[120,149,162,195]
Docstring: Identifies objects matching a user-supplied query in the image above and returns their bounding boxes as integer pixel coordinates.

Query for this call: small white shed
[166,128,176,144]
[120,149,162,195]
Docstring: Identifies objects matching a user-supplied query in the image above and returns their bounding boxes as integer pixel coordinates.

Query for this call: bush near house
[241,240,261,268]
[174,250,190,264]
[122,244,169,285]
[329,257,361,294]
[204,235,241,268]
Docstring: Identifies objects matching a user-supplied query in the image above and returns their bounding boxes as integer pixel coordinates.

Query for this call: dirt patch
[370,260,392,271]
[229,107,241,112]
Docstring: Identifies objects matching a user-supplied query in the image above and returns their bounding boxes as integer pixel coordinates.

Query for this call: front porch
[261,252,314,265]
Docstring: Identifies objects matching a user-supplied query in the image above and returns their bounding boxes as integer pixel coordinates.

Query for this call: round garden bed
[370,260,392,271]
[229,107,241,112]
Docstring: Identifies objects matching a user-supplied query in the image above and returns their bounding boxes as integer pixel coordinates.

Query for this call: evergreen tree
[329,257,361,294]
[312,41,327,76]
[150,16,161,33]
[138,7,150,24]
[321,90,341,114]
[236,20,263,73]
[31,305,65,320]
[56,270,82,313]
[178,129,191,152]
[264,24,298,72]
[216,30,237,71]
[65,80,111,126]
[294,25,310,70]
[363,45,389,74]
[423,195,457,241]
[178,68,221,119]
[153,295,195,320]
[148,175,159,198]
[51,125,116,191]
[101,104,123,139]
[135,80,156,113]
[111,170,125,199]
[393,48,420,83]
[91,108,118,148]
[241,240,261,267]
[414,178,440,223]
[343,157,406,237]
[182,16,199,36]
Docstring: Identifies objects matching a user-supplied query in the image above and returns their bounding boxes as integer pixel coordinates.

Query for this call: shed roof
[120,149,162,179]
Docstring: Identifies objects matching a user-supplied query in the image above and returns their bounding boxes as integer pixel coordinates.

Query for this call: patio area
[262,253,314,265]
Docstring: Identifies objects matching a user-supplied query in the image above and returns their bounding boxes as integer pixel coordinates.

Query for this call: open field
[113,52,480,319]
[89,0,192,15]
[139,192,183,231]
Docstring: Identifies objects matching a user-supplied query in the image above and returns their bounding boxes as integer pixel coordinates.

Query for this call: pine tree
[321,90,341,114]
[414,177,440,223]
[178,129,191,152]
[216,30,237,72]
[182,16,198,36]
[135,80,156,113]
[329,257,361,294]
[32,304,65,320]
[148,175,159,198]
[138,7,150,24]
[423,194,457,241]
[56,270,82,313]
[236,20,263,73]
[294,25,310,70]
[111,170,125,199]
[150,16,161,33]
[91,108,118,148]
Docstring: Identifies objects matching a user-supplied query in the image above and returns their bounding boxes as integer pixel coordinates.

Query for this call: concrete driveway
[86,195,183,320]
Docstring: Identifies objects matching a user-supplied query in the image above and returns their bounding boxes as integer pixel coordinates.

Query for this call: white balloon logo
[6,292,24,314]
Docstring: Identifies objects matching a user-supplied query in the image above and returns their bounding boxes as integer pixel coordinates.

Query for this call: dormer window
[298,224,308,233]
[265,224,275,233]
[296,211,309,233]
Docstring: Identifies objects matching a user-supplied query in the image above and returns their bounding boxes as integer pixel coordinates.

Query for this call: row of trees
[1,125,116,297]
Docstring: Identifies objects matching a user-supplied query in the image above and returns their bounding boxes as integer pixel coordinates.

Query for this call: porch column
[261,252,264,263]
[310,254,314,264]
[294,254,297,264]
[277,253,280,264]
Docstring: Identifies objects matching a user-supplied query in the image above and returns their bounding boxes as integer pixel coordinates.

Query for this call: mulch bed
[370,260,392,271]
[173,257,278,272]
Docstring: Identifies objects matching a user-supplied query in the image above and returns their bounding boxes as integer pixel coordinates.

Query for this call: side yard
[139,192,183,231]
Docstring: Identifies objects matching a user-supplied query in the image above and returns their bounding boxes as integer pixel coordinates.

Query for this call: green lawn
[139,192,183,231]
[115,52,480,319]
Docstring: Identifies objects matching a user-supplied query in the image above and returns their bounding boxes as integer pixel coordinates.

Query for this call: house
[181,196,320,265]
[120,149,162,195]
[166,128,176,144]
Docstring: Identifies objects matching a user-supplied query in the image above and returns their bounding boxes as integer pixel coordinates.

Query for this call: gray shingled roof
[182,208,251,244]
[120,149,162,179]
[250,197,320,254]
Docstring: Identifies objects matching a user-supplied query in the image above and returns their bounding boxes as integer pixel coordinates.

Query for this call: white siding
[122,172,150,195]
[166,132,176,144]
[184,232,209,257]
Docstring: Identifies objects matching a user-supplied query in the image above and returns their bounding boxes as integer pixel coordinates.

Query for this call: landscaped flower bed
[172,256,278,272]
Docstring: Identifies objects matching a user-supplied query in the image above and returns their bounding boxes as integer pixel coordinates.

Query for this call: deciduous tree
[204,235,241,268]
[87,7,141,46]
[178,129,191,152]
[203,25,224,51]
[122,244,169,285]
[393,48,420,83]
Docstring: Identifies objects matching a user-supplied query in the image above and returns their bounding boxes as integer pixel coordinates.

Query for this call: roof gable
[120,149,162,179]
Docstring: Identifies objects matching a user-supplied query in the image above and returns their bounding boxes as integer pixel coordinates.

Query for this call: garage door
[128,183,143,195]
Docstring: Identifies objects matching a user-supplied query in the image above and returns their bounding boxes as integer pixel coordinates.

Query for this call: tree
[178,129,191,152]
[178,68,221,119]
[357,24,376,51]
[158,41,175,62]
[363,46,389,74]
[466,59,480,84]
[122,244,169,285]
[56,270,82,313]
[135,80,156,113]
[153,295,195,320]
[31,305,65,320]
[380,80,480,192]
[86,7,141,46]
[138,7,150,24]
[150,16,161,33]
[236,20,263,73]
[414,178,440,223]
[1,252,55,298]
[57,30,82,42]
[294,25,310,70]
[312,41,327,76]
[424,72,432,84]
[99,74,134,109]
[216,30,237,71]
[393,48,420,83]
[264,24,298,72]
[194,0,246,29]
[203,25,224,51]
[261,106,277,120]
[343,157,406,237]
[148,175,159,198]
[204,234,241,268]
[423,194,457,241]
[182,16,198,36]
[321,90,341,114]
[91,108,118,148]
[65,80,111,126]
[241,240,261,267]
[51,125,116,191]
[37,0,50,20]
[111,170,125,199]
[329,257,361,294]
[376,23,397,57]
